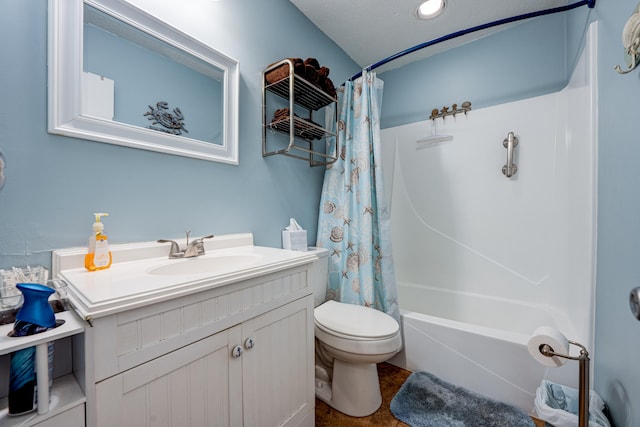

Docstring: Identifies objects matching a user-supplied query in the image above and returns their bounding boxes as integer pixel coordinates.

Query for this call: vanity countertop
[53,233,316,320]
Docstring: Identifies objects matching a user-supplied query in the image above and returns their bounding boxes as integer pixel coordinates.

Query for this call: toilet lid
[314,300,399,339]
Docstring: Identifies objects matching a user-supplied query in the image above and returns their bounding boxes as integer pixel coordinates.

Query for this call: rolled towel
[272,108,290,120]
[292,58,305,76]
[304,57,321,69]
[270,108,323,139]
[317,66,330,79]
[315,66,336,98]
[265,58,305,84]
[266,58,336,99]
[322,78,337,99]
[304,64,319,84]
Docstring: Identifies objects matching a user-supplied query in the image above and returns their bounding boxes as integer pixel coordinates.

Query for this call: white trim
[48,0,240,164]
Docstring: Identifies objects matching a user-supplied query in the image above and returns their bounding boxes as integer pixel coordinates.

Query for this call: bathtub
[390,282,580,413]
[381,33,597,413]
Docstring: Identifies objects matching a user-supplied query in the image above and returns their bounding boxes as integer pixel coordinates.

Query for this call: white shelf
[0,374,85,426]
[0,310,85,356]
[0,310,86,425]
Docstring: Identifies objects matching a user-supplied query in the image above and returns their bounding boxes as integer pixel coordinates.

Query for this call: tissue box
[282,230,308,251]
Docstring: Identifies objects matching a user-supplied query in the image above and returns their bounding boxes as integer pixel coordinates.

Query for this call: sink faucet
[157,231,214,259]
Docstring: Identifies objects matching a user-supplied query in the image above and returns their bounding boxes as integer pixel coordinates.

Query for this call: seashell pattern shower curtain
[316,70,399,321]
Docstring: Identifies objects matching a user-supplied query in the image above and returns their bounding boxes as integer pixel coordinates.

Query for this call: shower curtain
[316,70,399,321]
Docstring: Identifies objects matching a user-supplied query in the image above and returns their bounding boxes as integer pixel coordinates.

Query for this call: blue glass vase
[8,283,56,415]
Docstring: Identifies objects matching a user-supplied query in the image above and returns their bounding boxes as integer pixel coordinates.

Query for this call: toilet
[309,247,402,417]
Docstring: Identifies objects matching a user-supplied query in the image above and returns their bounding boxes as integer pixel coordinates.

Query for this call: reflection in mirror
[49,0,239,164]
[83,4,223,144]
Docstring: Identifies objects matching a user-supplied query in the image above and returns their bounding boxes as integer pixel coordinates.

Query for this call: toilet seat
[314,300,401,356]
[314,300,399,340]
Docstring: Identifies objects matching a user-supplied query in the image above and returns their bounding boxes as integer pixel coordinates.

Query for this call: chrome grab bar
[502,131,518,178]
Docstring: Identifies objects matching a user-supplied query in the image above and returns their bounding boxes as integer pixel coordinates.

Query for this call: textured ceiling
[290,0,574,73]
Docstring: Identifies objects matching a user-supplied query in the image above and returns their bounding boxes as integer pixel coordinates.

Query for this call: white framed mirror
[48,0,239,164]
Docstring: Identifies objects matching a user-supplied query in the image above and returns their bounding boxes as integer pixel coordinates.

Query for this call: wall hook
[429,101,472,120]
[614,3,640,74]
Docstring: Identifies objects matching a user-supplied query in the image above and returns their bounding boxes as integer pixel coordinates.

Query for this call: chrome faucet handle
[197,235,214,254]
[183,235,214,258]
[184,235,215,258]
[157,239,184,258]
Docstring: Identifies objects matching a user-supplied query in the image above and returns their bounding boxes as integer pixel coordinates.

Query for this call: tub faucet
[157,231,214,258]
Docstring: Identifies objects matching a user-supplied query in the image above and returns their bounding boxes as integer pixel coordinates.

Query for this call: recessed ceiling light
[416,0,446,19]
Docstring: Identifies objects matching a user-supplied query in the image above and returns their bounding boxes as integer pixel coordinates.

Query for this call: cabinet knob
[244,337,255,350]
[231,345,243,358]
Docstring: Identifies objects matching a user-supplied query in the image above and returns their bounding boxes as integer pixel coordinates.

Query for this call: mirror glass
[83,5,224,143]
[49,0,239,164]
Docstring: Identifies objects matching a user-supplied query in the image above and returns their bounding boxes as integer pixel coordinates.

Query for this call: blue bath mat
[390,371,535,427]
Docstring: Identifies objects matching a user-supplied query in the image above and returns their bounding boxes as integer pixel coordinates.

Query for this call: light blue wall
[591,2,640,426]
[84,23,222,142]
[0,0,358,270]
[380,13,569,129]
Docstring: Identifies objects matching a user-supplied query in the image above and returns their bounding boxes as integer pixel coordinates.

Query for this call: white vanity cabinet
[56,236,317,427]
[241,296,312,427]
[95,323,243,426]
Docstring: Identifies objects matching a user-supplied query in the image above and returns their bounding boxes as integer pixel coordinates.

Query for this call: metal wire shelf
[262,59,338,167]
[267,116,335,141]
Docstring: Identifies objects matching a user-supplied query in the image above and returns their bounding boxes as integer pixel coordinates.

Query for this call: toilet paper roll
[527,326,569,367]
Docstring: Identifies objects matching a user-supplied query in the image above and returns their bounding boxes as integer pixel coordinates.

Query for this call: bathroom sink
[54,234,320,319]
[148,254,262,276]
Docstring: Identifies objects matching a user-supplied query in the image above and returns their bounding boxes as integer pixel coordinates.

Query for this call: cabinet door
[241,297,314,427]
[95,325,242,427]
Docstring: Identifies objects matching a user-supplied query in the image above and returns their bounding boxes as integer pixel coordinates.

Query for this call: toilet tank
[307,247,329,307]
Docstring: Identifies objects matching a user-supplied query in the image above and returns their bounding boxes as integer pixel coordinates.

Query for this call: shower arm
[537,341,590,427]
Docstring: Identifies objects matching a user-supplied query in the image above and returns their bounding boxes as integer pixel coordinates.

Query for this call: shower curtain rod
[348,0,596,82]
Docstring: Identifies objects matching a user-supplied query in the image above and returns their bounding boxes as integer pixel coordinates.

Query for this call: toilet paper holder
[535,340,590,427]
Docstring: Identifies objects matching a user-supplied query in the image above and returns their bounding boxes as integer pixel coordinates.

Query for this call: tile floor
[315,362,411,427]
[314,362,546,427]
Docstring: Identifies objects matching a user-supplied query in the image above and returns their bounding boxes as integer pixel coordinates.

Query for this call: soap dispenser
[84,212,112,271]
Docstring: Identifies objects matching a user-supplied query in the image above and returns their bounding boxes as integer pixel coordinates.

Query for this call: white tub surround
[54,233,318,427]
[382,22,598,414]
